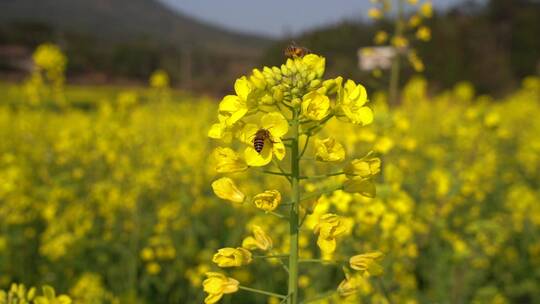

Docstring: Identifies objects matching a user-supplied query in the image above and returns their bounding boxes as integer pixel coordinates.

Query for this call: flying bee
[284,43,311,58]
[252,128,274,153]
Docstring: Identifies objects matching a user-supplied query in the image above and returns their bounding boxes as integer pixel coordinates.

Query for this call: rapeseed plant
[206,51,382,304]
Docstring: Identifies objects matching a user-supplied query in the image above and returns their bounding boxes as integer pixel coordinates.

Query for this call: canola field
[1,57,540,303]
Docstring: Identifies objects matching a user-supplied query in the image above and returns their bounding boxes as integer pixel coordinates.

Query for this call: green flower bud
[273,88,284,103]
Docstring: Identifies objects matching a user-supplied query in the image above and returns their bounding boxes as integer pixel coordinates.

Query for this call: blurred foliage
[261,0,540,96]
[0,73,539,302]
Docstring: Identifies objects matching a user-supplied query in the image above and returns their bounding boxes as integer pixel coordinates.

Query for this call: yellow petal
[208,123,226,139]
[301,54,326,78]
[343,179,376,197]
[204,293,223,304]
[238,123,259,144]
[317,236,336,253]
[234,76,252,101]
[211,178,245,203]
[242,236,259,250]
[261,112,288,138]
[272,138,286,160]
[244,145,272,167]
[223,278,240,293]
[218,95,248,126]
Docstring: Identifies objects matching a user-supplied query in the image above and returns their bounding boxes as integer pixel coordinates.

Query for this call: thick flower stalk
[366,0,434,103]
[206,50,382,304]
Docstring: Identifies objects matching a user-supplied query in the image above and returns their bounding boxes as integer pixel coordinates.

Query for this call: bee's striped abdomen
[253,128,271,154]
[254,138,265,153]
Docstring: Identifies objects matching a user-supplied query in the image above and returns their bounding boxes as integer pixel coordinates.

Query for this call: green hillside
[0,0,269,51]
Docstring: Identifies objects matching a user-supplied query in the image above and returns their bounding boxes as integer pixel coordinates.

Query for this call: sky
[161,0,465,38]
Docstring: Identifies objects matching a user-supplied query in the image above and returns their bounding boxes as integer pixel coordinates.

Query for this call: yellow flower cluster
[0,284,71,304]
[1,45,539,304]
[205,52,382,303]
[368,0,434,73]
[24,43,67,106]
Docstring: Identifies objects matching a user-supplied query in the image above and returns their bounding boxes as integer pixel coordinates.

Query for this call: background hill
[0,0,268,50]
[0,0,272,93]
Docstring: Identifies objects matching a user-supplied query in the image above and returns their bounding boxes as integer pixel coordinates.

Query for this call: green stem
[389,0,404,105]
[299,171,345,180]
[270,250,290,274]
[268,211,288,220]
[239,286,287,299]
[253,254,289,259]
[273,158,292,183]
[299,135,310,158]
[302,114,334,135]
[298,259,341,265]
[288,107,300,304]
[262,170,292,177]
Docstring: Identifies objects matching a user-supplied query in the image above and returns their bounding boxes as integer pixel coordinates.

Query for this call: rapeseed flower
[344,155,381,178]
[242,225,273,251]
[242,112,288,166]
[301,91,330,121]
[314,214,348,253]
[253,190,282,212]
[203,272,239,304]
[416,26,431,41]
[349,251,384,276]
[336,80,373,126]
[213,147,248,173]
[212,247,253,267]
[218,77,256,126]
[211,177,245,203]
[315,137,345,162]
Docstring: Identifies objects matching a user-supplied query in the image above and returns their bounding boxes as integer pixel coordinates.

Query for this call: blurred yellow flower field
[1,56,540,303]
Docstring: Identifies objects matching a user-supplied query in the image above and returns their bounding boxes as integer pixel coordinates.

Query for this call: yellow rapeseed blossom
[140,247,154,261]
[218,76,256,126]
[203,272,239,304]
[315,137,345,162]
[314,214,348,253]
[146,262,161,275]
[336,80,373,126]
[33,43,67,73]
[368,8,383,19]
[408,51,425,72]
[212,247,253,267]
[242,112,288,166]
[34,285,72,304]
[420,1,433,18]
[213,147,248,173]
[211,177,245,203]
[409,15,422,28]
[392,35,409,49]
[374,31,389,45]
[344,155,381,179]
[337,274,371,298]
[149,69,170,89]
[253,190,282,212]
[242,225,273,251]
[416,26,431,41]
[301,91,330,121]
[349,251,384,276]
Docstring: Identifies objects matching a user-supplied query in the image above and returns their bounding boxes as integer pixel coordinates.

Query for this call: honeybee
[284,43,311,58]
[253,128,274,153]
